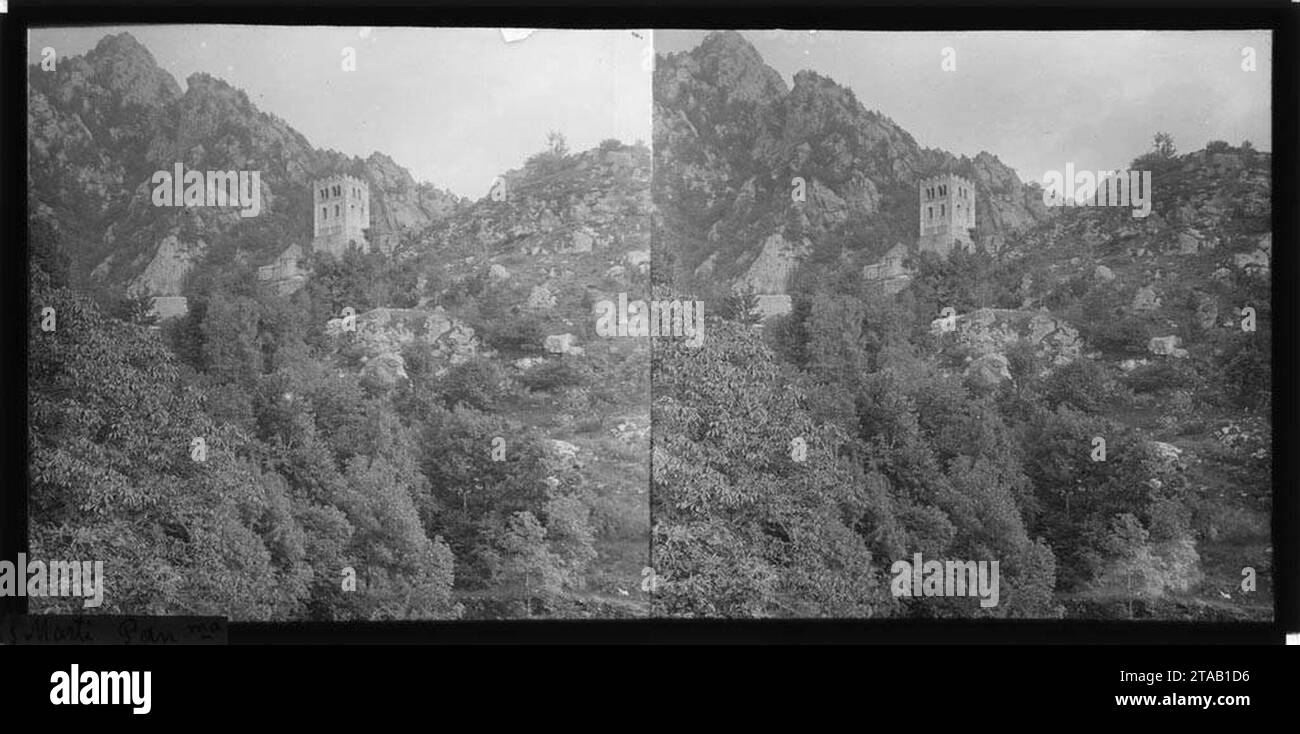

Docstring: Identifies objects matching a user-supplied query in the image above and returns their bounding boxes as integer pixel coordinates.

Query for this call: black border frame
[2,0,1295,644]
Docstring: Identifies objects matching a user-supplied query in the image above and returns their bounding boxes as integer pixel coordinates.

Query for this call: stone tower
[312,174,370,255]
[918,174,975,257]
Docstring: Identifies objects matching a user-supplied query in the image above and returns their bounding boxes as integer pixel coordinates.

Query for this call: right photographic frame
[649,29,1273,621]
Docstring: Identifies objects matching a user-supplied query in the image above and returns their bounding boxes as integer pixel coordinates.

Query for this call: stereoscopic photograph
[26,25,652,620]
[649,30,1272,620]
[24,25,1273,624]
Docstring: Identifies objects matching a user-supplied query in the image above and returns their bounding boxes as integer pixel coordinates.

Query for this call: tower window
[321,206,327,219]
[335,204,340,217]
[927,206,933,220]
[941,204,945,217]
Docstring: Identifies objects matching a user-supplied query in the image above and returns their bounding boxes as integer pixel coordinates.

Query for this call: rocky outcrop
[527,285,556,310]
[329,306,484,377]
[130,233,203,296]
[257,243,307,295]
[945,308,1082,367]
[741,233,805,295]
[1148,335,1188,358]
[27,32,461,291]
[360,352,409,391]
[1132,285,1161,312]
[966,352,1012,388]
[544,333,582,355]
[360,152,463,251]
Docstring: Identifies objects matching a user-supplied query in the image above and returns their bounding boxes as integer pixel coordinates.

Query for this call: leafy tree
[652,319,886,617]
[717,287,762,325]
[486,511,565,616]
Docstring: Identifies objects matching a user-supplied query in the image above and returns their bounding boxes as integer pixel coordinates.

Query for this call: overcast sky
[29,26,653,198]
[658,30,1272,185]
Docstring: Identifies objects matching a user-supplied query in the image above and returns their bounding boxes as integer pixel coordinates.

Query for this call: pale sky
[29,26,654,198]
[657,30,1272,185]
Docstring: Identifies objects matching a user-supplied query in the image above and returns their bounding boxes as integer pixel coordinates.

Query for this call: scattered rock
[546,439,581,468]
[489,263,511,281]
[565,228,595,253]
[1234,248,1270,272]
[1148,441,1185,472]
[1093,265,1114,282]
[1147,335,1180,356]
[625,249,650,270]
[1132,285,1161,312]
[527,285,557,310]
[544,333,580,355]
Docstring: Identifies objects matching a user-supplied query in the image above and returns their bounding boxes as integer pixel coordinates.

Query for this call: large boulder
[1176,230,1203,255]
[360,352,408,390]
[544,333,581,355]
[527,285,557,310]
[1148,335,1180,356]
[966,353,1012,388]
[564,228,595,253]
[1148,441,1185,472]
[1132,285,1161,312]
[544,439,582,471]
[1193,291,1219,330]
[1234,248,1270,273]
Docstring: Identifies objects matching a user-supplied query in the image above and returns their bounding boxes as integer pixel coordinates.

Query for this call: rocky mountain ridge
[28,32,465,300]
[653,31,1052,297]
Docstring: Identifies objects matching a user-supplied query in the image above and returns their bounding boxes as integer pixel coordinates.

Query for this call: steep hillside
[28,33,650,621]
[653,31,1051,297]
[648,31,1272,621]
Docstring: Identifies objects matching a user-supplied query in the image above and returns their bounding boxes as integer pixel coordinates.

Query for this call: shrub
[437,358,505,411]
[1122,361,1196,395]
[1043,359,1111,413]
[519,359,585,393]
[479,312,546,357]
